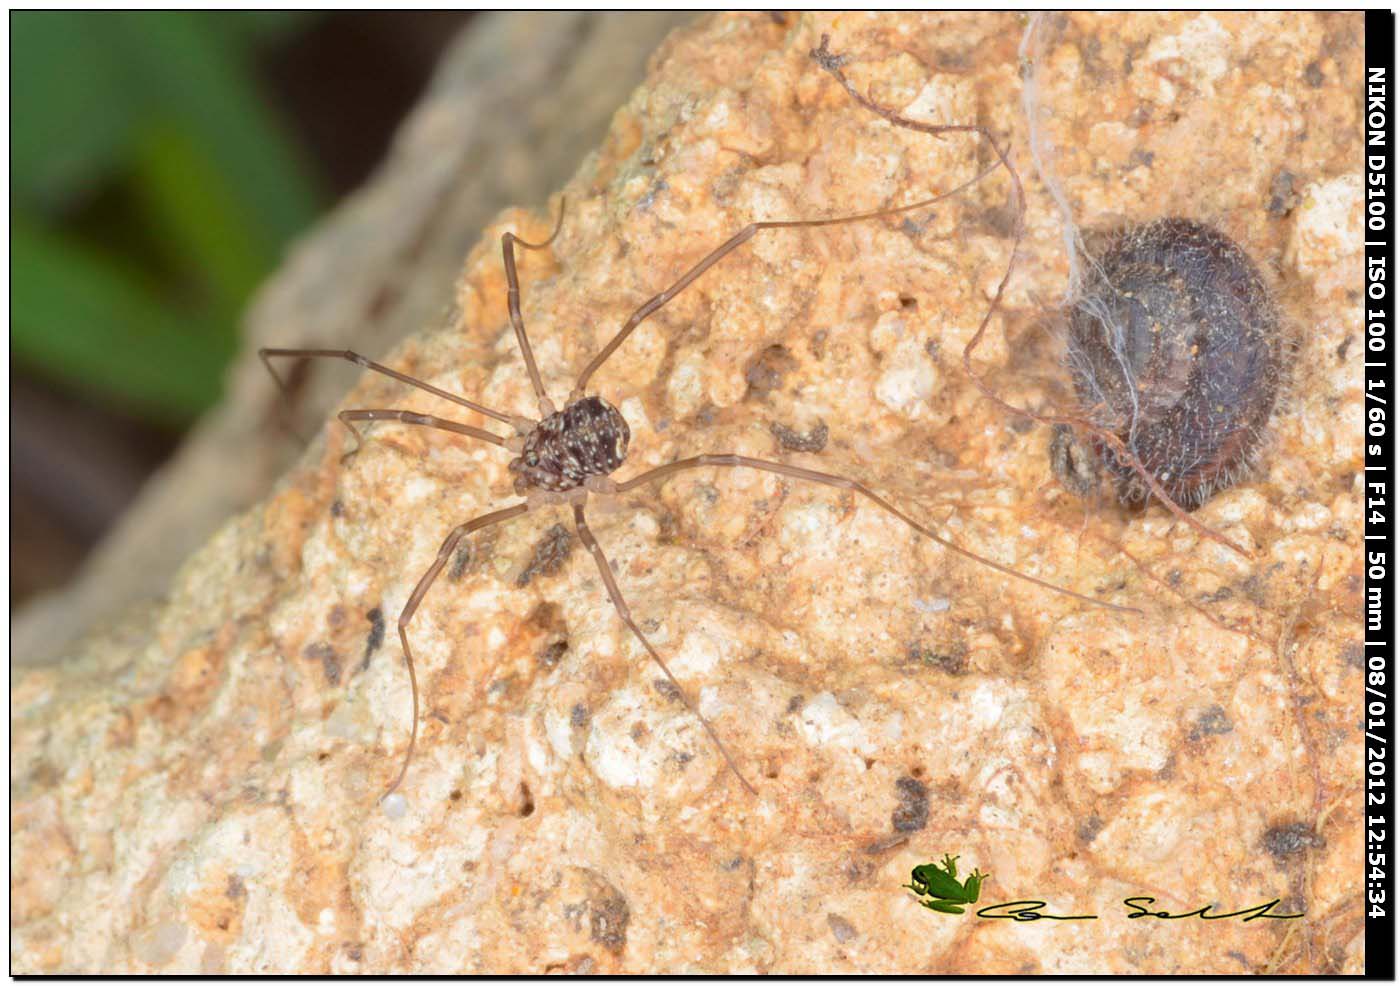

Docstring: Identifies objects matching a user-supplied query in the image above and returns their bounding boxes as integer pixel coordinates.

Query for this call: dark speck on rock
[1267,169,1300,217]
[538,639,568,668]
[1262,821,1325,860]
[826,912,858,944]
[362,607,385,671]
[636,178,669,212]
[1078,814,1104,844]
[906,642,967,676]
[589,887,630,954]
[449,540,475,582]
[1241,573,1271,606]
[517,524,573,587]
[770,419,828,453]
[303,642,340,686]
[745,344,797,395]
[891,775,930,832]
[980,201,1018,238]
[1202,585,1235,604]
[1188,704,1233,741]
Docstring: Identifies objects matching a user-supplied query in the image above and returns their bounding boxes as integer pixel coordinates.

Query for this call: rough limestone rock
[12,12,1364,973]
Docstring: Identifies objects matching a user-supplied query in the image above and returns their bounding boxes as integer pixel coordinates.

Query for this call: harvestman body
[262,58,1136,800]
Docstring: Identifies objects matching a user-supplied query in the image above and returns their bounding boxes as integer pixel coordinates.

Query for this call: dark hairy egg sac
[1055,218,1286,510]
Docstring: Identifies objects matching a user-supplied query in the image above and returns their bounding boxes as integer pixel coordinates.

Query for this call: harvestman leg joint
[261,66,1138,802]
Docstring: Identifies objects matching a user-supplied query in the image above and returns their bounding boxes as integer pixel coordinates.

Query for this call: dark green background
[11,11,470,602]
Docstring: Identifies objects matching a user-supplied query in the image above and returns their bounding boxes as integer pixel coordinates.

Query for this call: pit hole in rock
[745,343,797,396]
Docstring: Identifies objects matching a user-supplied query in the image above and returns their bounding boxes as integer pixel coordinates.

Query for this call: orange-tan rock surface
[11,12,1365,973]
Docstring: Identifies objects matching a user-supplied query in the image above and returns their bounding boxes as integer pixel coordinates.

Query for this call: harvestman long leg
[571,502,758,795]
[259,347,527,432]
[335,409,510,459]
[569,163,1000,399]
[386,501,532,797]
[612,454,1141,616]
[809,35,1248,560]
[502,199,567,418]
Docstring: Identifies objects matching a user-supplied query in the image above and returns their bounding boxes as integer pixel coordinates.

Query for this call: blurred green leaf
[12,218,234,424]
[106,11,320,247]
[130,120,274,317]
[11,10,329,428]
[11,12,139,209]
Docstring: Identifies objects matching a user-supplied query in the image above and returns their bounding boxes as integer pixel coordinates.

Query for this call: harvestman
[262,74,1137,800]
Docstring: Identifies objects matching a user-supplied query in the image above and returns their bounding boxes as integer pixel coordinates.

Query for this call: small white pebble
[135,921,187,966]
[488,828,515,863]
[883,712,904,742]
[324,703,360,741]
[968,682,1007,730]
[620,396,650,434]
[875,360,935,418]
[675,629,724,677]
[667,356,706,416]
[914,597,951,614]
[697,685,723,718]
[381,793,408,819]
[403,476,438,503]
[545,709,574,760]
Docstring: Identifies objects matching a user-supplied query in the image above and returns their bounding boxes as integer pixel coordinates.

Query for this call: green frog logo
[905,854,989,914]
